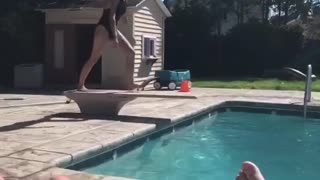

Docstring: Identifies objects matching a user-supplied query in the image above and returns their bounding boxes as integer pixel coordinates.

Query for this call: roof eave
[37,6,136,12]
[130,0,172,18]
[37,0,172,17]
[156,0,172,17]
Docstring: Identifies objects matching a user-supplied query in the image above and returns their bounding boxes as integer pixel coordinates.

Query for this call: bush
[164,20,304,78]
[289,39,320,75]
[222,21,304,76]
[0,11,45,86]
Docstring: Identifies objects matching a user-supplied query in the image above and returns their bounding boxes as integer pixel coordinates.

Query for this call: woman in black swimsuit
[78,0,137,91]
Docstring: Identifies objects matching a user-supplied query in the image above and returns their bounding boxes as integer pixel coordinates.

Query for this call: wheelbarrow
[153,69,191,90]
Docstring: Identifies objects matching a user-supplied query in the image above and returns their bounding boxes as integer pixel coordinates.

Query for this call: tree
[232,0,260,24]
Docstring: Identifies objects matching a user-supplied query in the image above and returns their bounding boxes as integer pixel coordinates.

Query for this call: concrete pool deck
[1,88,320,180]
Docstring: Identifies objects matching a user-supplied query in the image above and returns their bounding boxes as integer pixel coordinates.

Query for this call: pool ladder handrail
[303,64,312,119]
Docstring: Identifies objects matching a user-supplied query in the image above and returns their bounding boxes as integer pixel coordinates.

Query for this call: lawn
[192,78,320,92]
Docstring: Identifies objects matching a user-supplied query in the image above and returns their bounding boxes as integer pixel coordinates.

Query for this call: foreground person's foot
[50,176,71,180]
[236,161,265,180]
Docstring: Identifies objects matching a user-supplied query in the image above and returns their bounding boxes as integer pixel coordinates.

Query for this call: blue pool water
[81,110,320,180]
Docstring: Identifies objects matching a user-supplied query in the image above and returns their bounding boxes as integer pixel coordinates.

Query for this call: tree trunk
[240,0,244,24]
[184,0,188,8]
[236,1,241,24]
[164,0,169,7]
[284,0,289,23]
[264,0,271,23]
[261,0,266,21]
[278,0,282,25]
[216,16,222,36]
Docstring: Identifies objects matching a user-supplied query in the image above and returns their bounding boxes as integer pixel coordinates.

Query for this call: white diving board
[64,89,197,115]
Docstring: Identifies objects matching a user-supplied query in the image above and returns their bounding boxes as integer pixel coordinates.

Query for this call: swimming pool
[70,108,320,180]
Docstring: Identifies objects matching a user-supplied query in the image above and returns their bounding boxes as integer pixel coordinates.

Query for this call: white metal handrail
[304,64,312,119]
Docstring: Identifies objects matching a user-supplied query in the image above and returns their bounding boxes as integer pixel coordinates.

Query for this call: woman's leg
[78,25,109,90]
[117,30,139,90]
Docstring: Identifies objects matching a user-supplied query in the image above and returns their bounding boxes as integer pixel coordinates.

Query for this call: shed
[40,0,171,89]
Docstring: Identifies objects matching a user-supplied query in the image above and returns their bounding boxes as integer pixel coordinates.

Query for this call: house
[40,0,171,89]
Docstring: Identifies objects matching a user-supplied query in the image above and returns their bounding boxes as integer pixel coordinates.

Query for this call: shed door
[46,25,77,85]
[54,30,65,70]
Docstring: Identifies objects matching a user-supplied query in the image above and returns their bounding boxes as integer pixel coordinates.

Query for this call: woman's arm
[109,0,120,44]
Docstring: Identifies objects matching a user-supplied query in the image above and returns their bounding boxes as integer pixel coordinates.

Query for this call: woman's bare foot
[236,161,265,180]
[77,85,88,91]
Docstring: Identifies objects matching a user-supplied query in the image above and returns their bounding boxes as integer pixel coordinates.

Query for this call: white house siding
[133,0,164,81]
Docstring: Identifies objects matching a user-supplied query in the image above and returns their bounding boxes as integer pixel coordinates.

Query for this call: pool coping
[66,100,320,171]
[15,97,320,180]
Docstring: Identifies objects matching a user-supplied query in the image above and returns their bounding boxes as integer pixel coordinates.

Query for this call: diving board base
[64,89,197,115]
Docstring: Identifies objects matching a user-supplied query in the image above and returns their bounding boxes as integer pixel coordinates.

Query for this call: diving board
[64,89,197,115]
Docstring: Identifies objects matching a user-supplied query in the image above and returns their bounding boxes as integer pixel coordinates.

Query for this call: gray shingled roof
[39,0,145,9]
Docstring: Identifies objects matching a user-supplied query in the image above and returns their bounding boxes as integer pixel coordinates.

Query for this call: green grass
[192,78,320,92]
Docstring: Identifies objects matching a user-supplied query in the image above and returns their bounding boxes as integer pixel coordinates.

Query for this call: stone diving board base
[64,89,197,115]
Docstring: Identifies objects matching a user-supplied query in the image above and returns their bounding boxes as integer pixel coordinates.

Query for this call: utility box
[14,63,43,88]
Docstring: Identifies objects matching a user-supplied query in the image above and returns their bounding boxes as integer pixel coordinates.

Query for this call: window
[143,36,156,58]
[54,30,64,69]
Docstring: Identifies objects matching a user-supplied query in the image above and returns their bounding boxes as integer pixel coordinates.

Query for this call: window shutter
[144,38,150,57]
[150,39,155,56]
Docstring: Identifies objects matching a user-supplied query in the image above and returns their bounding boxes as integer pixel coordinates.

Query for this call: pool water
[81,111,320,180]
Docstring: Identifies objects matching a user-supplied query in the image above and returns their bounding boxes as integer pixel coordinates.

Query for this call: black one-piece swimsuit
[97,0,127,39]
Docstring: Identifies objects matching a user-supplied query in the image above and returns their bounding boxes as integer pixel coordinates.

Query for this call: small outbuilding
[40,0,171,89]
